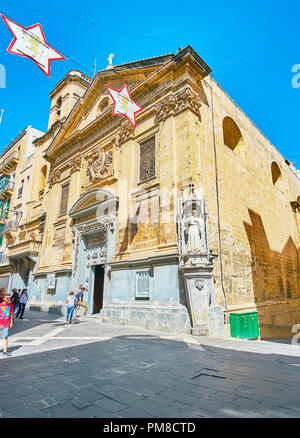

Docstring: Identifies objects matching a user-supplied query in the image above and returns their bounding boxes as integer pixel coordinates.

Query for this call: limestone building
[5,47,300,338]
[0,126,44,288]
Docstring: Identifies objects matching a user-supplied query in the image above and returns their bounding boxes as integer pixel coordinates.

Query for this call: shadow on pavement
[0,331,300,419]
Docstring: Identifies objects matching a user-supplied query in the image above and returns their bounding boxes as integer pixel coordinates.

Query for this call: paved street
[1,310,300,418]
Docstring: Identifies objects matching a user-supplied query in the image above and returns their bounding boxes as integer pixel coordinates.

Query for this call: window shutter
[139,136,155,182]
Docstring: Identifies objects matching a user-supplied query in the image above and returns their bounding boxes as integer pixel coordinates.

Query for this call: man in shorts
[74,286,88,318]
[0,293,14,356]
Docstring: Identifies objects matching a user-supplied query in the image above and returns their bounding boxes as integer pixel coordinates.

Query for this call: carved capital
[176,87,202,118]
[48,169,61,188]
[154,94,177,123]
[118,124,135,145]
[155,88,202,123]
[70,156,81,173]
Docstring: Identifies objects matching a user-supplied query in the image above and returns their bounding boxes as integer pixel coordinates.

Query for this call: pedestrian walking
[74,285,88,318]
[0,292,14,356]
[10,288,19,312]
[16,289,28,319]
[65,291,77,324]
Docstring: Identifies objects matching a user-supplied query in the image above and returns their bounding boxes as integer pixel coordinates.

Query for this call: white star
[106,84,142,127]
[1,15,65,77]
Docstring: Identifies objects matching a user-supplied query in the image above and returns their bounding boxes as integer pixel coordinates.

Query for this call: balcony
[7,238,42,259]
[0,149,20,174]
[0,174,14,198]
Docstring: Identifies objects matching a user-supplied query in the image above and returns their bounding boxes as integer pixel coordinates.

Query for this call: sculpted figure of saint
[185,210,202,253]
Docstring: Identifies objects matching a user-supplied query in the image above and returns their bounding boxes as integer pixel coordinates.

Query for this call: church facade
[3,46,300,338]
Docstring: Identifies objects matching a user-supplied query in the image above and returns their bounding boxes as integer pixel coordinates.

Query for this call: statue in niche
[185,210,202,253]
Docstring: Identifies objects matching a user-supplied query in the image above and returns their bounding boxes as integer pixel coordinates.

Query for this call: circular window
[97,98,110,115]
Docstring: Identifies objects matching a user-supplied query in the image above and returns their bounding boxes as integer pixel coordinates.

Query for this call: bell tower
[47,70,92,129]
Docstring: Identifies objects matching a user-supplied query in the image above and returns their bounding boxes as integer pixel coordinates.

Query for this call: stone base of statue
[179,252,225,338]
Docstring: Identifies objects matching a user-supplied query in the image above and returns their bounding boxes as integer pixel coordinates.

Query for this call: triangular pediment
[46,63,165,157]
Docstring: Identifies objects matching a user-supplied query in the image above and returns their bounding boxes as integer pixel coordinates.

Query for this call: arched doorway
[69,188,118,314]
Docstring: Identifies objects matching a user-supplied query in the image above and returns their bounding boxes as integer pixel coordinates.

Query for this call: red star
[1,14,65,77]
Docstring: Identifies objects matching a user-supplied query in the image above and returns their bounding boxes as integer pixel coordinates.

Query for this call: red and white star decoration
[106,84,142,127]
[1,14,65,77]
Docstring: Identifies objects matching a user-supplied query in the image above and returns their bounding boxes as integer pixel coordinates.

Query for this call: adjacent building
[1,47,299,338]
[0,126,44,288]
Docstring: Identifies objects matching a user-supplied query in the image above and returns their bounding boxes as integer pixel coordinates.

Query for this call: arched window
[222,117,243,151]
[39,165,48,195]
[56,97,62,117]
[97,97,109,115]
[271,162,282,185]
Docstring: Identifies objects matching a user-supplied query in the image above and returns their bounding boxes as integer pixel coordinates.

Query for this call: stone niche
[178,195,225,337]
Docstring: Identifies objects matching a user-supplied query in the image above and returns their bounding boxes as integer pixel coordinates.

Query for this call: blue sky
[0,0,299,168]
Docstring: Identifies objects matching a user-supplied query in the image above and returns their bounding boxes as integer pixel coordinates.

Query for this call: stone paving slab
[1,310,300,418]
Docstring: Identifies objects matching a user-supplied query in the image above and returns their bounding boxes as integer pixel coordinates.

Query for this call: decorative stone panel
[86,149,113,183]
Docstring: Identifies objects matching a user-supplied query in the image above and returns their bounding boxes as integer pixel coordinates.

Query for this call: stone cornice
[49,70,92,99]
[34,120,62,148]
[110,253,179,270]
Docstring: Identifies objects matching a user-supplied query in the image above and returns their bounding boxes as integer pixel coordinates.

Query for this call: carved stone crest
[86,149,112,183]
[195,280,204,291]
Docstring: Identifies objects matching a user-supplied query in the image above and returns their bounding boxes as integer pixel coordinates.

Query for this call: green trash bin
[230,311,259,339]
